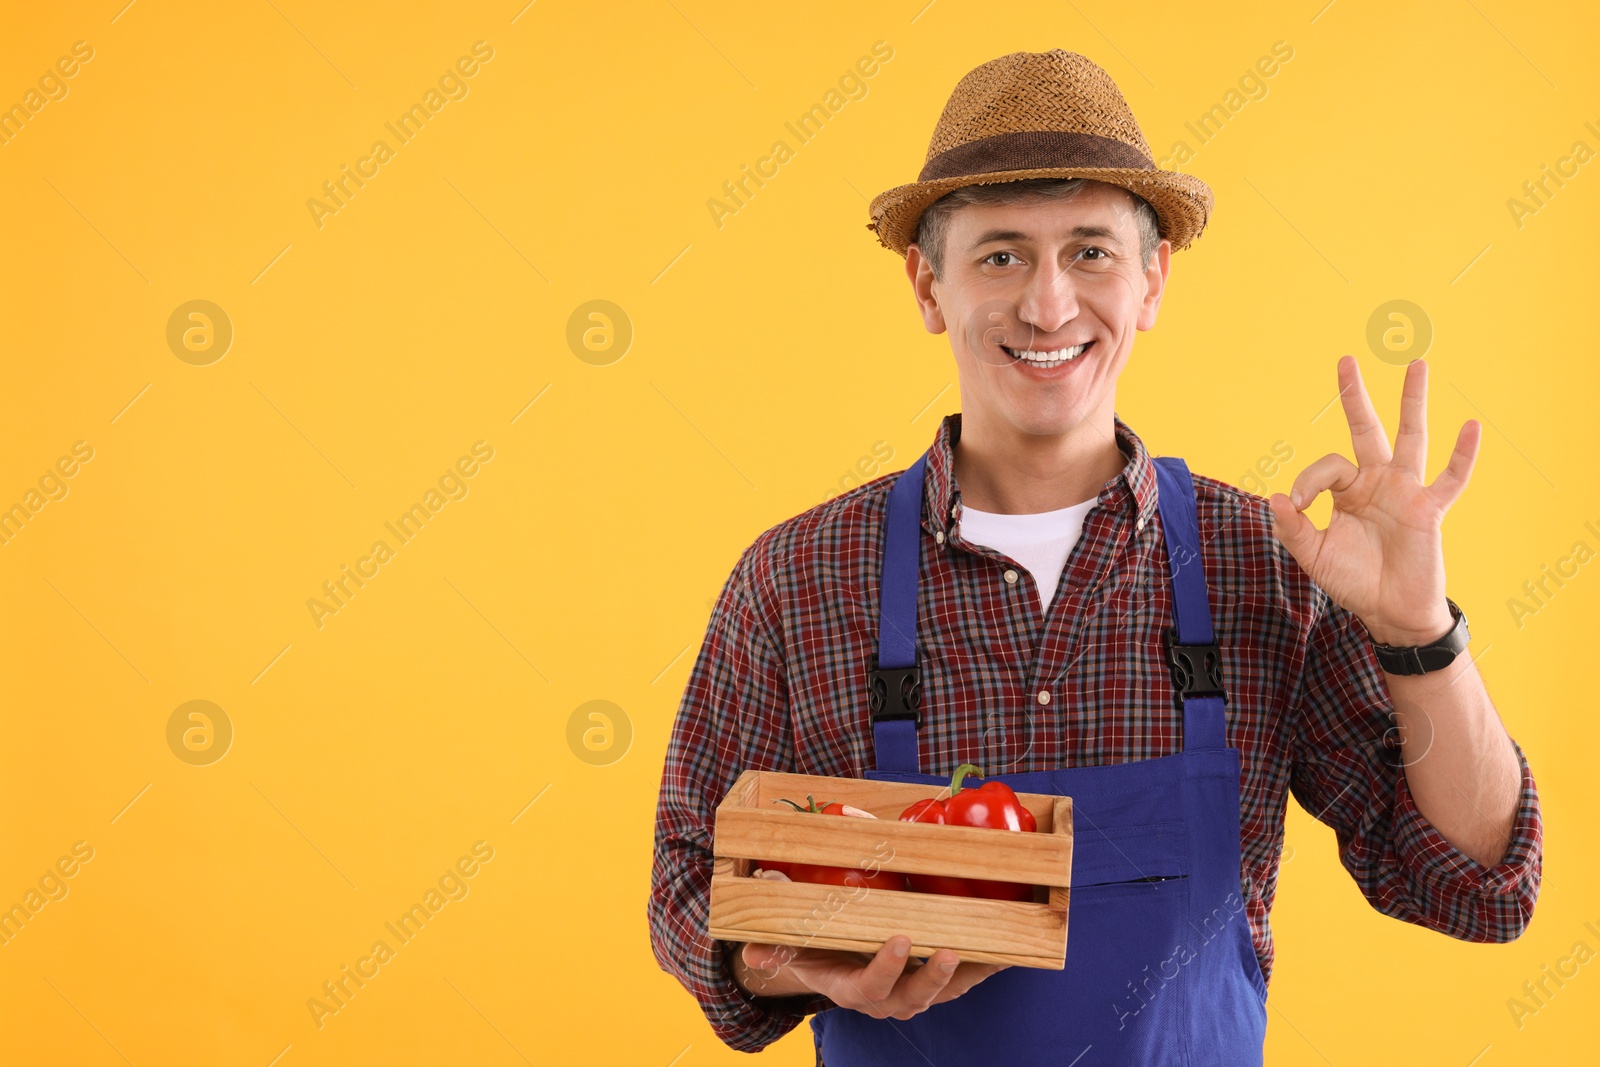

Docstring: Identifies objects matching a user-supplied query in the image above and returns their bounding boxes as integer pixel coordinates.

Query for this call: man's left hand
[1268,354,1478,647]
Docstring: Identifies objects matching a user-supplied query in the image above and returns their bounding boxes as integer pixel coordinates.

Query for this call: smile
[1001,341,1092,368]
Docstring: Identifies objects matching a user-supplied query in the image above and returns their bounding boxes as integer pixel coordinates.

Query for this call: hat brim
[867,167,1215,257]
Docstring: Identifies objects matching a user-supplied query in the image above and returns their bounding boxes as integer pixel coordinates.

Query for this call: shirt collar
[920,411,1160,536]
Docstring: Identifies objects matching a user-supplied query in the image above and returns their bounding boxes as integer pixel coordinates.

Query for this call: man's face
[906,181,1171,438]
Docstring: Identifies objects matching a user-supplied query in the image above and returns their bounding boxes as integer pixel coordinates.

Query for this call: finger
[932,961,1012,1004]
[1425,419,1481,511]
[1268,490,1321,564]
[845,936,915,1014]
[889,950,960,1017]
[1337,355,1393,468]
[1288,452,1360,510]
[1392,358,1429,477]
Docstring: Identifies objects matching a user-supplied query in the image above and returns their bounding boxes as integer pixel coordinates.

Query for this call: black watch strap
[1371,598,1470,675]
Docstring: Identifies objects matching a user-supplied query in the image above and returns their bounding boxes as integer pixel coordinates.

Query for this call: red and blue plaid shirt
[648,411,1542,1053]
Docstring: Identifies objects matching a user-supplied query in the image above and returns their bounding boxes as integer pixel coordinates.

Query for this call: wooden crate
[707,770,1072,969]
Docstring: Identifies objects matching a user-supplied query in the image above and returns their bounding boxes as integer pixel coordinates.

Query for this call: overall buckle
[1163,627,1226,705]
[868,653,923,728]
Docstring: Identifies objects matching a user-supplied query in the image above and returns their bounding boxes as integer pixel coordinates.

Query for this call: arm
[1271,355,1540,940]
[646,545,834,1053]
[647,544,1013,1044]
[1370,606,1522,868]
[1287,591,1541,941]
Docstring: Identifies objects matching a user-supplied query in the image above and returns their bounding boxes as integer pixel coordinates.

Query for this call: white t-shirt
[958,498,1098,613]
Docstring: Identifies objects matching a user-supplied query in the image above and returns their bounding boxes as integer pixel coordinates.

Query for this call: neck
[952,411,1127,514]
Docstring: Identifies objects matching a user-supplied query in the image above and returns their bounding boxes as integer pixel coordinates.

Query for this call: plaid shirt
[648,411,1543,1054]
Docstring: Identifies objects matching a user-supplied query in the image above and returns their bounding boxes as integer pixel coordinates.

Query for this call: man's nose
[1016,264,1080,335]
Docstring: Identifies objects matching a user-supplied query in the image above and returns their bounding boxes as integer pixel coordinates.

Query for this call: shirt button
[1037,689,1051,705]
[1136,515,1147,532]
[1004,569,1019,584]
[935,530,946,544]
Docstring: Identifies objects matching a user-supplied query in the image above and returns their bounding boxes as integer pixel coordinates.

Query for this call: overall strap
[1152,456,1229,751]
[870,454,928,774]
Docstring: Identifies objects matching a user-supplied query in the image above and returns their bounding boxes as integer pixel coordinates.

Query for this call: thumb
[1268,492,1318,562]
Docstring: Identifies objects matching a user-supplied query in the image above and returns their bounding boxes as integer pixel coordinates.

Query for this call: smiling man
[912,178,1159,519]
[649,49,1542,1066]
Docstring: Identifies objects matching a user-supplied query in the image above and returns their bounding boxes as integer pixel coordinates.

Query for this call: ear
[1136,237,1171,332]
[905,243,947,335]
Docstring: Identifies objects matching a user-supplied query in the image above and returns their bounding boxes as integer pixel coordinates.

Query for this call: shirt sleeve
[1286,587,1542,942]
[647,543,834,1053]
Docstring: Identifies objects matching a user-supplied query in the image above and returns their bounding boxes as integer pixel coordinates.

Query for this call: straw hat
[867,49,1214,257]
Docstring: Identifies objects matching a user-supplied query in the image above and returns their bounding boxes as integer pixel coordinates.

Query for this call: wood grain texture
[708,874,1070,968]
[706,770,1074,968]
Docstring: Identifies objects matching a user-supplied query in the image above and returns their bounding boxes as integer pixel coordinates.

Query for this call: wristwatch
[1370,597,1470,675]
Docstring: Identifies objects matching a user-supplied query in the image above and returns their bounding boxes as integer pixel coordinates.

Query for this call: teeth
[1003,343,1088,367]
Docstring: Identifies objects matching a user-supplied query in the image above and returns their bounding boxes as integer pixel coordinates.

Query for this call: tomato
[759,794,909,891]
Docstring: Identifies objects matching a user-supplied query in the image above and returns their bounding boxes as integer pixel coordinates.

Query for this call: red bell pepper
[756,794,909,891]
[898,763,1038,901]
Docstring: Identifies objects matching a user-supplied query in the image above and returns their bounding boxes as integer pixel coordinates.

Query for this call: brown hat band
[917,130,1155,183]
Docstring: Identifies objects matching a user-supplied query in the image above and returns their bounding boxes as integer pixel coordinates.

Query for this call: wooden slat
[1047,797,1073,909]
[708,874,1068,969]
[714,806,1072,886]
[724,770,1062,831]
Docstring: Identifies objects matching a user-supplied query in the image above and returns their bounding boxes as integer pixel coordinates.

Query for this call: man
[648,49,1540,1064]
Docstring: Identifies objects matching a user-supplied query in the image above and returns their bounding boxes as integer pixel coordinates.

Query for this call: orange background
[0,1,1595,1063]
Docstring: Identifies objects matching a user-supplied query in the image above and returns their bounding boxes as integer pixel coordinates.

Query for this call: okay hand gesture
[1267,355,1476,646]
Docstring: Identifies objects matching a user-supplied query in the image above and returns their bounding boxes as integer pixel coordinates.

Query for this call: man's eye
[984,252,1018,267]
[1079,247,1111,261]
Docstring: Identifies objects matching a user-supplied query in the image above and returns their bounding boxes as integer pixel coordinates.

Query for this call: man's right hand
[731,937,1010,1021]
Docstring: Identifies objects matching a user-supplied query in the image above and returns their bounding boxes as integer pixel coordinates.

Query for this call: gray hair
[912,177,1161,282]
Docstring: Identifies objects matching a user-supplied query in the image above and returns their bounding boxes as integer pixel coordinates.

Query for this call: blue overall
[810,451,1268,1066]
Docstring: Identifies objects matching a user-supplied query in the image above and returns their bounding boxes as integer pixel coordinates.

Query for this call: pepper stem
[772,794,841,813]
[949,763,985,793]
